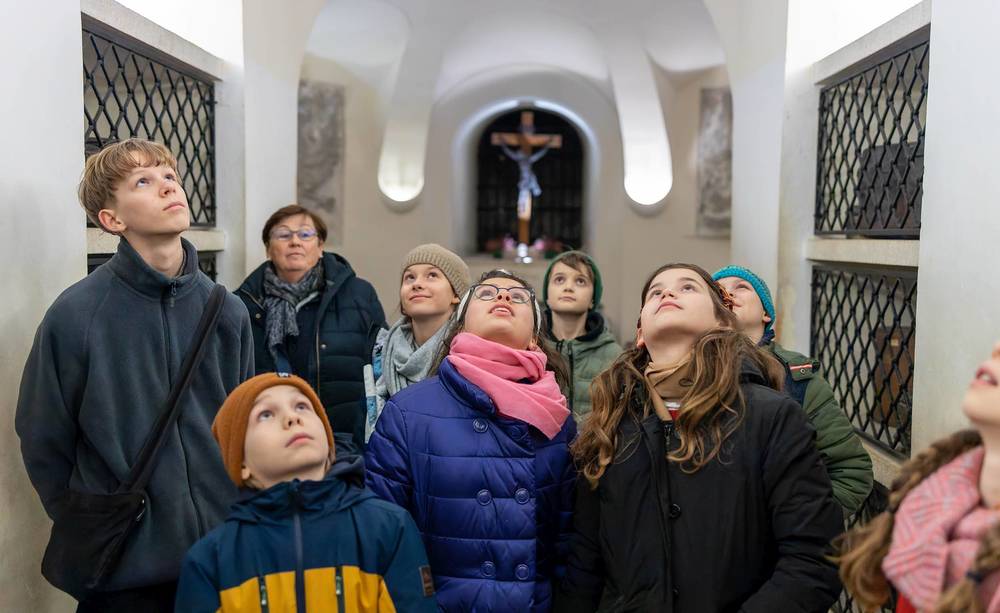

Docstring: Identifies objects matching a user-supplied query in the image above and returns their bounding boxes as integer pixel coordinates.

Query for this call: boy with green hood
[713,264,874,514]
[543,251,623,421]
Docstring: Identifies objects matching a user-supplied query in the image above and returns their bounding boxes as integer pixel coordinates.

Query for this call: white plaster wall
[0,2,85,610]
[911,0,1000,451]
[242,0,325,274]
[702,0,789,291]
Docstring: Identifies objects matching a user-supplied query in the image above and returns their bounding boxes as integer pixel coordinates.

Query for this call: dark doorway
[476,108,584,253]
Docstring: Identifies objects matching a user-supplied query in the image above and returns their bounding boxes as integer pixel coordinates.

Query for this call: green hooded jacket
[766,340,874,514]
[550,311,623,421]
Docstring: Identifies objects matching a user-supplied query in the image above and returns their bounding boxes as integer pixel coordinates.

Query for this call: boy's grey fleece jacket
[15,238,254,592]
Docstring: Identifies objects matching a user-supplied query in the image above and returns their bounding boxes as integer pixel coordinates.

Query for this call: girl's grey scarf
[375,317,450,402]
[262,261,324,364]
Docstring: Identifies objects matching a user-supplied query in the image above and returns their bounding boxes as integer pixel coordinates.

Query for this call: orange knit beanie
[211,372,334,487]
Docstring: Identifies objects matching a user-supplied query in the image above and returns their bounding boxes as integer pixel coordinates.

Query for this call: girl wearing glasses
[555,263,843,613]
[363,244,471,443]
[237,205,386,451]
[366,269,576,612]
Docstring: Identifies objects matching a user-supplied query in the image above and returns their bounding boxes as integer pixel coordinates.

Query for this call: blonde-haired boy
[16,138,253,611]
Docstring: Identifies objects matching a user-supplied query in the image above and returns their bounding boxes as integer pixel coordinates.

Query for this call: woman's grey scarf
[375,317,450,402]
[262,261,325,364]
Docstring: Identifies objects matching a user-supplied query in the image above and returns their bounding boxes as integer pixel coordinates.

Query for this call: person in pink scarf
[839,341,1000,612]
[365,269,576,613]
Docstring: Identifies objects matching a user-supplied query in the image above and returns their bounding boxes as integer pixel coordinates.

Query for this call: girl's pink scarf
[446,332,569,439]
[883,446,1000,611]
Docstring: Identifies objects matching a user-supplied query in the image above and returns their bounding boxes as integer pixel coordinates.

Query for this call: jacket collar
[546,310,612,344]
[106,237,200,299]
[438,357,497,416]
[228,453,372,523]
[238,251,356,303]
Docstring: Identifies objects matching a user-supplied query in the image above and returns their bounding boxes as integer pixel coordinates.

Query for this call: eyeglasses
[270,228,319,242]
[471,283,534,304]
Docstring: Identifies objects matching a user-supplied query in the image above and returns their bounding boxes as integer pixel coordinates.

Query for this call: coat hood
[228,453,372,523]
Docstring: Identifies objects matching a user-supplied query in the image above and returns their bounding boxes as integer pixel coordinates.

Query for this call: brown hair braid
[836,429,984,611]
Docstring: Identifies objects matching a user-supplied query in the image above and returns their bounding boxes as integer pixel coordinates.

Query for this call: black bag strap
[118,284,228,493]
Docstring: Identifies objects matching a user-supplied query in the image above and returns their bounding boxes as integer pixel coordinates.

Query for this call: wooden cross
[490,111,563,246]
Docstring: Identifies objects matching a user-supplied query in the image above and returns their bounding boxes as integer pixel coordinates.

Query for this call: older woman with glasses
[237,204,386,450]
[366,269,576,613]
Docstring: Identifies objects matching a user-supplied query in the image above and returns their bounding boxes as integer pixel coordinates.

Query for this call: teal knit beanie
[712,265,775,332]
[542,250,603,310]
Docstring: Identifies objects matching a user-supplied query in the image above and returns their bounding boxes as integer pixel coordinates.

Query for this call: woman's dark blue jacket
[237,251,385,449]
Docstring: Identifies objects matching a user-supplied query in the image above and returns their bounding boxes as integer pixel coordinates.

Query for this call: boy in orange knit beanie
[175,373,437,612]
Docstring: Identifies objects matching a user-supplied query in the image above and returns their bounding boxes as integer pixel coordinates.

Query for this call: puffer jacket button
[254,313,261,320]
[320,343,327,350]
[669,503,681,519]
[481,561,496,578]
[509,425,526,439]
[514,488,530,504]
[673,587,680,598]
[477,489,493,505]
[515,564,530,581]
[473,418,488,433]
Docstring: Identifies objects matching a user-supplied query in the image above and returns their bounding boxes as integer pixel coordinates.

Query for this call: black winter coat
[555,364,843,613]
[237,252,385,448]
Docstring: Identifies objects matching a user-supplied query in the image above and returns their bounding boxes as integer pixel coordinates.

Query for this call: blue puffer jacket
[365,358,577,612]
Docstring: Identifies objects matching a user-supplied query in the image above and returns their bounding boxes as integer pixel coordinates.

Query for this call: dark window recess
[832,483,896,613]
[83,26,216,226]
[815,39,928,237]
[87,251,218,282]
[811,265,916,457]
[476,109,584,252]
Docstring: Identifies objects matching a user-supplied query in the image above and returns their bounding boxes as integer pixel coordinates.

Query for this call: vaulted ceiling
[305,0,726,206]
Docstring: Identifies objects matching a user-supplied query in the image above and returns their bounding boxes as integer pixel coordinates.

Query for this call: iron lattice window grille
[833,483,896,613]
[87,251,218,282]
[815,38,929,237]
[476,109,584,252]
[811,265,917,457]
[83,23,217,226]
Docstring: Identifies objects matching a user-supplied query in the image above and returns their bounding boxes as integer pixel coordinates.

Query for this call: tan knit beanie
[211,372,334,488]
[402,243,471,297]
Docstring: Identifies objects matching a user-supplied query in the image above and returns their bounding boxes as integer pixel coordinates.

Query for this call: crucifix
[491,111,562,262]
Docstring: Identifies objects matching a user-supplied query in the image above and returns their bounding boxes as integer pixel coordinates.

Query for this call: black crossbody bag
[41,284,228,599]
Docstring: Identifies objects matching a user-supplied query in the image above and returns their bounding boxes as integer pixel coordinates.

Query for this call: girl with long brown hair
[554,263,844,613]
[839,342,1000,613]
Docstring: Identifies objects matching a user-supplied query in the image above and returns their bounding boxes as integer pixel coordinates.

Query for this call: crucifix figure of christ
[490,111,563,260]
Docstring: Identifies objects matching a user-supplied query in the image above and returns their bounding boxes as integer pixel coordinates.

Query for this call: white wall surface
[242,0,325,273]
[703,0,789,291]
[0,1,85,610]
[911,0,1000,450]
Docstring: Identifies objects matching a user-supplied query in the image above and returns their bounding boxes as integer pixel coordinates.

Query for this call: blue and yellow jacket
[175,455,436,612]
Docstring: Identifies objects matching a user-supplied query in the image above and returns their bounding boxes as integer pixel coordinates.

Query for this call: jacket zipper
[292,483,306,613]
[259,575,270,612]
[643,418,674,600]
[169,280,178,308]
[314,321,321,397]
[568,347,576,412]
[336,567,346,611]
